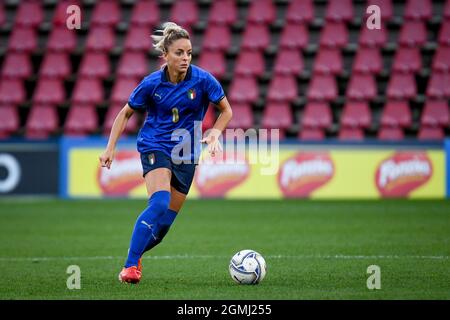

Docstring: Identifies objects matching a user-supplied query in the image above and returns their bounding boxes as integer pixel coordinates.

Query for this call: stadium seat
[399,21,427,47]
[352,47,382,74]
[426,72,450,99]
[72,78,104,105]
[0,78,25,105]
[52,0,81,26]
[79,52,110,79]
[418,126,445,140]
[325,0,353,22]
[346,74,377,101]
[229,77,259,104]
[286,0,314,24]
[117,52,149,79]
[110,78,140,104]
[438,21,450,46]
[432,46,450,72]
[420,100,450,127]
[124,26,153,52]
[103,103,138,136]
[247,0,276,25]
[33,79,65,105]
[0,105,19,138]
[85,27,115,52]
[358,22,387,48]
[404,0,432,21]
[169,0,198,29]
[301,102,332,130]
[386,73,417,100]
[202,105,215,132]
[130,0,159,27]
[313,48,343,75]
[0,3,4,26]
[377,126,404,140]
[319,22,349,48]
[380,101,412,128]
[307,74,337,101]
[226,103,254,130]
[198,51,226,79]
[365,0,393,21]
[14,1,43,28]
[202,25,231,52]
[340,101,372,129]
[273,50,303,76]
[8,27,37,53]
[299,127,325,141]
[234,51,265,77]
[47,27,77,53]
[90,0,121,27]
[241,25,270,51]
[25,104,59,139]
[261,102,293,131]
[39,52,71,79]
[267,75,298,103]
[392,47,422,73]
[445,0,450,19]
[1,52,32,79]
[64,104,98,136]
[208,0,237,26]
[338,127,365,141]
[279,23,309,49]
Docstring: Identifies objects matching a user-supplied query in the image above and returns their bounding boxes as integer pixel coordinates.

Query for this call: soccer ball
[229,249,267,285]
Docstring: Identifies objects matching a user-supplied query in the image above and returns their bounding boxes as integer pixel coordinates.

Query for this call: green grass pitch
[0,199,449,300]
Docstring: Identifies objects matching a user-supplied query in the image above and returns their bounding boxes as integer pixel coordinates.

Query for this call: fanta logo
[97,151,143,196]
[278,153,334,197]
[375,152,432,197]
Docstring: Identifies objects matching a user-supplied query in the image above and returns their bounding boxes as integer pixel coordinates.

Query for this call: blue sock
[143,209,178,253]
[124,190,170,268]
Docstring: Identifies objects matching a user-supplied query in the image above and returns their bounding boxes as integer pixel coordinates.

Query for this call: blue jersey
[128,64,225,162]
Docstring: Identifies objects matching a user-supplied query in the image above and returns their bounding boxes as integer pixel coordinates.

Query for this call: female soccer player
[99,22,233,284]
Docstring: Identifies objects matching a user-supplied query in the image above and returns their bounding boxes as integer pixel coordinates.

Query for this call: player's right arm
[99,104,134,169]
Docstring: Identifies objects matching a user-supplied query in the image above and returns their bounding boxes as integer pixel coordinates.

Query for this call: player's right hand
[99,150,114,169]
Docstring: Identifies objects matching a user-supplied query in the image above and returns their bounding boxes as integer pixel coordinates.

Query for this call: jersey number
[172,107,179,123]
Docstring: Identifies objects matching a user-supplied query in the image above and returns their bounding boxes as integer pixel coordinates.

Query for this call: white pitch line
[0,254,448,262]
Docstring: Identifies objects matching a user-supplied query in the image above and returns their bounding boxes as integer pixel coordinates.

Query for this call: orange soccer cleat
[118,266,142,284]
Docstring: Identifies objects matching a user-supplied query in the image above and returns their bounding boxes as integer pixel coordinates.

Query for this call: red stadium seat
[420,100,450,127]
[241,25,270,51]
[130,0,159,27]
[346,73,377,101]
[247,0,276,25]
[358,22,387,48]
[307,74,337,101]
[202,104,215,131]
[325,0,353,22]
[286,0,314,24]
[103,103,138,136]
[267,75,298,103]
[378,126,404,140]
[0,105,19,138]
[72,78,104,104]
[85,27,115,52]
[438,21,450,46]
[229,77,259,104]
[117,52,149,79]
[14,1,43,28]
[386,73,417,100]
[52,0,81,25]
[445,0,450,19]
[124,26,153,52]
[352,47,382,74]
[380,101,412,128]
[8,27,37,53]
[39,52,71,79]
[418,126,445,140]
[208,0,237,26]
[399,21,427,47]
[340,101,372,129]
[279,23,309,49]
[25,104,59,139]
[33,79,65,105]
[1,52,32,79]
[198,51,226,79]
[0,3,5,26]
[432,46,450,72]
[365,0,393,21]
[234,51,265,77]
[319,22,348,48]
[79,52,110,79]
[273,50,303,76]
[226,103,254,130]
[338,127,365,141]
[202,25,231,52]
[426,72,450,99]
[392,47,422,73]
[47,27,77,53]
[299,127,325,141]
[301,102,332,130]
[90,0,121,27]
[404,0,432,21]
[0,78,25,105]
[313,48,343,75]
[262,102,293,131]
[64,104,98,136]
[169,0,198,29]
[110,78,140,104]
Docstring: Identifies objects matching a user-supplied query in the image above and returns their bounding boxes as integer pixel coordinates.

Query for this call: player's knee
[148,190,171,217]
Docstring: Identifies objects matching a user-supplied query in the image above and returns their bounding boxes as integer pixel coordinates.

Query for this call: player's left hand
[201,128,222,157]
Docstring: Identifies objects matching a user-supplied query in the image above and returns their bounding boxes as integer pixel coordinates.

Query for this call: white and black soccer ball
[229,249,267,285]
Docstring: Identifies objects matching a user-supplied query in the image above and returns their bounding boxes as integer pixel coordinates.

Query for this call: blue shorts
[140,150,197,195]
